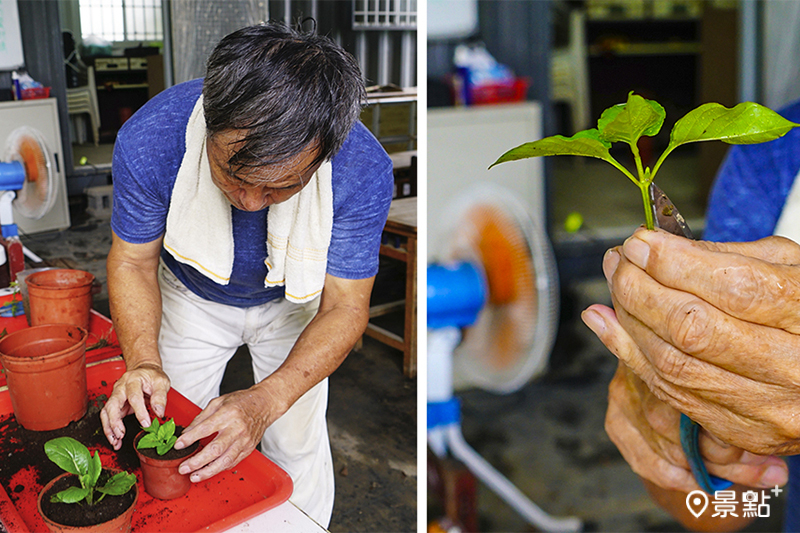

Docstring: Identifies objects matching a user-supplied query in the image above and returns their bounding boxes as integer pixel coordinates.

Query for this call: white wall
[764,0,800,109]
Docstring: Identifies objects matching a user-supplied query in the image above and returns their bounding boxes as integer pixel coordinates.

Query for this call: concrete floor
[18,201,417,533]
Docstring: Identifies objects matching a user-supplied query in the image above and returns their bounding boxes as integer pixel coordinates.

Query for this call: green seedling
[491,92,800,229]
[137,417,178,455]
[44,437,136,506]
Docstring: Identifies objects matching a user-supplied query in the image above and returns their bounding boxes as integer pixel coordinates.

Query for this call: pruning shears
[649,182,734,495]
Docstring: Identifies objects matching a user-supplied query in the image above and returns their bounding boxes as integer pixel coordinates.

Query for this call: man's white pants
[157,261,334,526]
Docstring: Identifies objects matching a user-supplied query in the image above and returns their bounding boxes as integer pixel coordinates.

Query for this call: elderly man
[584,98,800,529]
[99,23,393,526]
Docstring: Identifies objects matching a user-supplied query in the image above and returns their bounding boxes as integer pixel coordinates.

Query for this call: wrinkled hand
[100,363,171,450]
[605,360,787,492]
[174,386,282,483]
[584,227,800,456]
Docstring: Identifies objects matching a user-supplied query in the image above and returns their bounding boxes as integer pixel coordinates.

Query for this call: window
[352,0,417,30]
[80,0,162,42]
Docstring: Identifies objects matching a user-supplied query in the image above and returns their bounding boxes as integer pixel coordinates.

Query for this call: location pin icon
[686,490,709,519]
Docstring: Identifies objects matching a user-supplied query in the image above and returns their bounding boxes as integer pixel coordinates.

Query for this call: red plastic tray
[0,304,124,388]
[0,360,293,532]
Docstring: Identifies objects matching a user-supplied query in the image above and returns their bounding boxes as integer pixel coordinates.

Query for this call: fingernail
[179,465,190,475]
[603,249,620,284]
[739,451,768,465]
[759,465,788,487]
[174,440,184,450]
[581,309,606,336]
[623,237,650,269]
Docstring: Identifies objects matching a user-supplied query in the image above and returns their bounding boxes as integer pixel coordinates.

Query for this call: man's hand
[100,363,171,450]
[584,227,800,456]
[173,386,283,482]
[605,361,787,492]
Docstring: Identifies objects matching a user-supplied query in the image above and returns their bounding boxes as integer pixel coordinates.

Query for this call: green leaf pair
[44,437,137,506]
[490,92,800,230]
[137,417,178,456]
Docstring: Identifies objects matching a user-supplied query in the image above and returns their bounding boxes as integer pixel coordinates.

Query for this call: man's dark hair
[203,22,366,175]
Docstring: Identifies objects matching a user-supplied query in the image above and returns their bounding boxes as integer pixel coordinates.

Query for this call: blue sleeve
[704,101,800,243]
[110,140,171,243]
[326,122,394,280]
[110,80,202,244]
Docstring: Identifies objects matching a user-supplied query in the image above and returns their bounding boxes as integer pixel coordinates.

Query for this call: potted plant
[134,417,200,500]
[37,437,138,533]
[491,92,800,229]
[0,324,88,430]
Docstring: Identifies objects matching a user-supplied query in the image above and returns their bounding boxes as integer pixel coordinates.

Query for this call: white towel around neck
[163,97,333,303]
[773,166,800,244]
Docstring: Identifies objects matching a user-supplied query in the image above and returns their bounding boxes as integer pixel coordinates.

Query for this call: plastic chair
[551,10,590,134]
[67,66,100,146]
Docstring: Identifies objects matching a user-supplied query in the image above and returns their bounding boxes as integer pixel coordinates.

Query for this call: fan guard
[434,185,559,393]
[4,126,56,220]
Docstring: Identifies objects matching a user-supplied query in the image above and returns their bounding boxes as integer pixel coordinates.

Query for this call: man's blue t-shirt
[702,99,800,532]
[111,79,394,307]
[704,100,800,243]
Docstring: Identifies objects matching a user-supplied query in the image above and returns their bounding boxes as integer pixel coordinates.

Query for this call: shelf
[589,41,701,56]
[96,83,149,90]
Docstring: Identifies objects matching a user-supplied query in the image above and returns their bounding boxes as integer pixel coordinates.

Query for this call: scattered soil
[0,391,141,529]
[39,470,136,527]
[134,426,199,461]
[0,394,139,491]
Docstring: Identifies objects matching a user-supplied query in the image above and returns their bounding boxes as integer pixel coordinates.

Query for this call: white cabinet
[427,103,545,260]
[0,98,71,234]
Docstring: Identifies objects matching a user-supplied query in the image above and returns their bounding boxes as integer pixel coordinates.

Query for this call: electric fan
[427,184,582,532]
[0,126,57,285]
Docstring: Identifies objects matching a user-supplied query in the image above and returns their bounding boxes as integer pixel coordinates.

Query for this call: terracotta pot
[37,470,138,533]
[134,430,199,500]
[26,269,95,330]
[0,324,88,430]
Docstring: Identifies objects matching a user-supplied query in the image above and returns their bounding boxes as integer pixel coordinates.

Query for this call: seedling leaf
[156,436,177,456]
[668,101,800,149]
[137,416,179,455]
[598,92,666,145]
[97,471,137,496]
[143,418,160,434]
[490,129,614,167]
[50,486,90,504]
[88,451,102,488]
[137,433,161,449]
[44,437,92,477]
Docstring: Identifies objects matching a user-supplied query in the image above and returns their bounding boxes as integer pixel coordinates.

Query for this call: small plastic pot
[37,469,138,533]
[0,324,88,430]
[26,269,95,330]
[134,430,200,500]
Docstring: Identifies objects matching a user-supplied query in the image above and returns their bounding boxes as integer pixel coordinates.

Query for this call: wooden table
[364,197,417,378]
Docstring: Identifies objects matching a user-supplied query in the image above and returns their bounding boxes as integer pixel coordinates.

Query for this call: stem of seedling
[629,147,656,231]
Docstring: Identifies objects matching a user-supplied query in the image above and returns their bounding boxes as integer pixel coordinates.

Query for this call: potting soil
[39,470,137,527]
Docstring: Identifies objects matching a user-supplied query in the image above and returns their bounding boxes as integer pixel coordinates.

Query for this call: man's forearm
[255,296,369,415]
[107,235,164,370]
